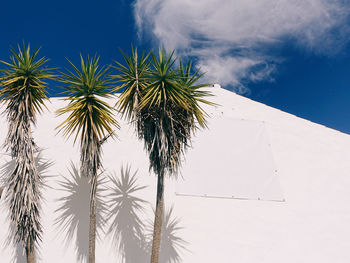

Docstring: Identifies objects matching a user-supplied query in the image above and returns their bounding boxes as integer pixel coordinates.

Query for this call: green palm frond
[57,54,119,145]
[0,42,54,121]
[176,60,216,128]
[111,46,151,119]
[138,49,189,110]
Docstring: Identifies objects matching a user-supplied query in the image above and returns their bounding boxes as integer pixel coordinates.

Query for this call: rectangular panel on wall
[175,117,284,201]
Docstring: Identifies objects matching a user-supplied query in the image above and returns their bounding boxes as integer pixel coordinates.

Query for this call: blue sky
[1,0,350,133]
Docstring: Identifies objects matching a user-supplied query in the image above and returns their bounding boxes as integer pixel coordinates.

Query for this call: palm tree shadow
[54,162,107,263]
[106,165,149,263]
[106,165,188,263]
[159,207,188,263]
[0,150,54,263]
[145,206,189,263]
[12,242,26,263]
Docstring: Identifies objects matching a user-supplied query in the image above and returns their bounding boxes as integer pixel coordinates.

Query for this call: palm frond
[56,54,119,177]
[111,46,151,120]
[0,43,54,127]
[138,49,188,111]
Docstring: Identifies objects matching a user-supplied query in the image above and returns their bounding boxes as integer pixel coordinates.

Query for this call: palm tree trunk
[89,175,97,263]
[26,239,35,263]
[150,172,164,263]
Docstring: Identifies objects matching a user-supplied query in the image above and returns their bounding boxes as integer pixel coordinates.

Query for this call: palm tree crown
[114,48,213,176]
[57,55,119,177]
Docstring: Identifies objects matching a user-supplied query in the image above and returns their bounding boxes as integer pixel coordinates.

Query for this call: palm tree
[0,43,53,263]
[56,55,119,263]
[113,48,213,263]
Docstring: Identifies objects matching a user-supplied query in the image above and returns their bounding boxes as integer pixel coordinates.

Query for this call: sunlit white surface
[1,85,350,262]
[176,118,283,201]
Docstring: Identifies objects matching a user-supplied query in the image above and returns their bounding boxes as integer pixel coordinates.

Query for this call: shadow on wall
[106,165,149,263]
[54,163,108,263]
[0,150,53,263]
[144,206,189,263]
[158,206,188,263]
[106,164,188,263]
[1,157,188,262]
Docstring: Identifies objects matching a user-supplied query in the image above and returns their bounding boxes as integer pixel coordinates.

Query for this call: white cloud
[133,0,350,93]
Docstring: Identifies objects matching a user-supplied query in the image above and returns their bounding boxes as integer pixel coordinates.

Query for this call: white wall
[1,86,350,262]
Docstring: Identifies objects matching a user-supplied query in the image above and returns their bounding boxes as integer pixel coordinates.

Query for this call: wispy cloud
[133,0,350,93]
